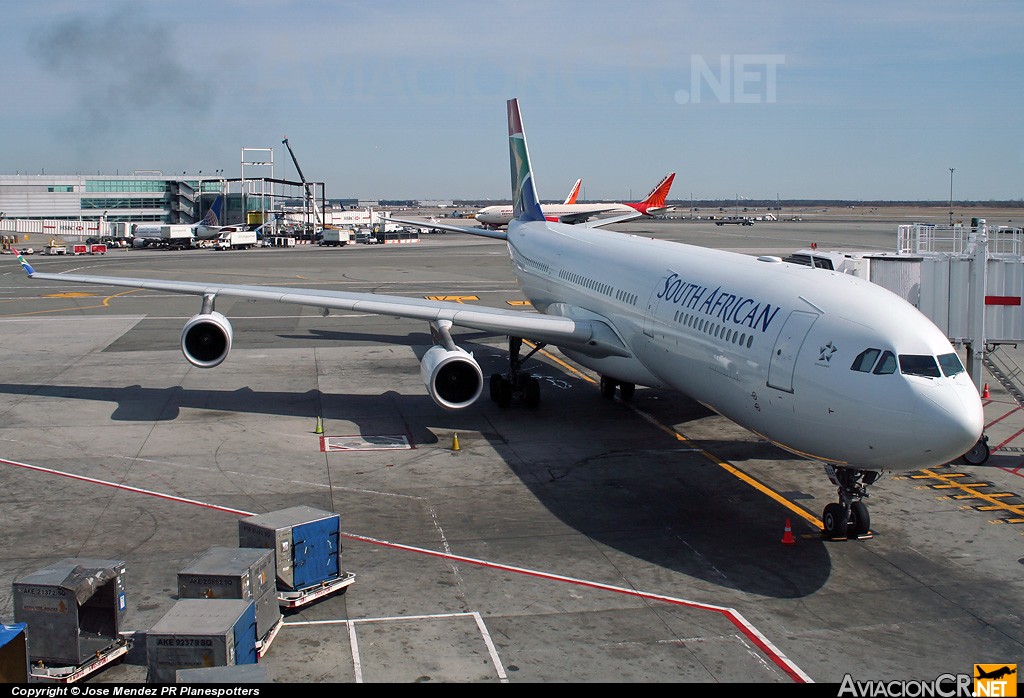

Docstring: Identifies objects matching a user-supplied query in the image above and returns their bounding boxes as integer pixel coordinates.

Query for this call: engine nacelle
[181,311,233,369]
[420,345,483,410]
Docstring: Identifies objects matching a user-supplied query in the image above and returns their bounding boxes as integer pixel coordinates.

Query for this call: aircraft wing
[15,257,630,359]
[580,211,643,228]
[552,208,618,225]
[388,217,507,240]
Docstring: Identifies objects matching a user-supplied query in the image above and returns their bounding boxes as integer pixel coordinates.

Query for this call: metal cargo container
[0,622,29,682]
[12,558,127,665]
[238,506,341,590]
[146,599,257,684]
[177,547,279,639]
[177,547,275,601]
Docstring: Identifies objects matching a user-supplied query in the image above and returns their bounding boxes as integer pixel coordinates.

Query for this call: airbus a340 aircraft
[15,99,985,540]
[474,171,675,228]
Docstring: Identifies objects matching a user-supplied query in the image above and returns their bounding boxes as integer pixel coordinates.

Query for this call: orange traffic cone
[781,518,795,545]
[982,383,990,399]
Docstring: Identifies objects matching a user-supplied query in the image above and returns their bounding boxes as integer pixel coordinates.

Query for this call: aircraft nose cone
[914,382,985,466]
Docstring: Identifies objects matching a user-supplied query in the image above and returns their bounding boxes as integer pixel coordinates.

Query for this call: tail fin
[199,195,224,228]
[562,178,582,205]
[641,173,675,208]
[507,99,545,223]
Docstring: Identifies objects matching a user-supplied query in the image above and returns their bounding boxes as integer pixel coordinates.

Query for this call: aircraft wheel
[822,503,848,540]
[495,377,512,408]
[848,501,870,537]
[489,373,502,403]
[600,375,617,399]
[619,382,635,401]
[962,436,990,465]
[524,376,540,409]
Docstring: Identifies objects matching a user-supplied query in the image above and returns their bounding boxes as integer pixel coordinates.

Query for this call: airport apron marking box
[146,598,257,684]
[12,558,127,665]
[176,547,280,641]
[238,506,341,590]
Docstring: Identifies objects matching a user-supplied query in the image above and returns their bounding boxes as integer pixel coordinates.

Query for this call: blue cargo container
[238,506,341,590]
[146,599,257,684]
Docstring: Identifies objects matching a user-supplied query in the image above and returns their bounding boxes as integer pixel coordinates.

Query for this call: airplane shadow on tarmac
[0,335,835,599]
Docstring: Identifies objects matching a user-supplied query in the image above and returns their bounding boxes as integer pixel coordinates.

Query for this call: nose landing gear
[822,465,878,540]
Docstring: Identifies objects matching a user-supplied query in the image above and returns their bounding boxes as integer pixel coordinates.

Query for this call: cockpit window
[899,354,941,378]
[938,352,965,377]
[851,348,881,372]
[873,351,897,375]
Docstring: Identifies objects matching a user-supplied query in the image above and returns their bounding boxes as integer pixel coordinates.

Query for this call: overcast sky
[2,1,1021,202]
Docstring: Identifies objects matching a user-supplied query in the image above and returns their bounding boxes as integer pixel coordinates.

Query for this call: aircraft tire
[822,503,848,540]
[489,373,501,403]
[619,382,635,401]
[495,377,512,408]
[600,375,617,399]
[848,501,870,537]
[962,437,990,465]
[524,376,540,409]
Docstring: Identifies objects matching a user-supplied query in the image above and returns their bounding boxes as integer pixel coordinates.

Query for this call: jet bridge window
[899,354,941,378]
[938,352,965,377]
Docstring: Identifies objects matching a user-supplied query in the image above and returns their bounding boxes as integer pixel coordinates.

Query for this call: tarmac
[0,211,1021,684]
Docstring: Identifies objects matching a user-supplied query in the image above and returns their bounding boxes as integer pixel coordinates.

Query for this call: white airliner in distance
[15,99,986,540]
[132,195,246,245]
[474,171,675,228]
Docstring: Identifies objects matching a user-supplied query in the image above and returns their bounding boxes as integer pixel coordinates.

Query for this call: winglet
[15,250,35,277]
[507,98,546,223]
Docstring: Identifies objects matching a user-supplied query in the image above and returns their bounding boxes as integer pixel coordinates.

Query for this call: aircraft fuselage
[507,219,984,472]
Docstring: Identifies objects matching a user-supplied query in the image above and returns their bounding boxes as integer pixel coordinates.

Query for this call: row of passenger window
[557,269,637,306]
[673,309,755,349]
[851,348,965,378]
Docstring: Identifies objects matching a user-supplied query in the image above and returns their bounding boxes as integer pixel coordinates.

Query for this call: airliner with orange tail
[474,172,675,228]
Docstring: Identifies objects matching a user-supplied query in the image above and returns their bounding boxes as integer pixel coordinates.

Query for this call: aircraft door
[766,310,818,393]
[643,269,676,338]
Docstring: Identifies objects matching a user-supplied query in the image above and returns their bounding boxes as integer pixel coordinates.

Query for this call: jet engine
[420,345,483,410]
[181,311,233,368]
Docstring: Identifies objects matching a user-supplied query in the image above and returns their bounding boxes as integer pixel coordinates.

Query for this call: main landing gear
[489,337,543,409]
[821,465,878,540]
[599,375,636,401]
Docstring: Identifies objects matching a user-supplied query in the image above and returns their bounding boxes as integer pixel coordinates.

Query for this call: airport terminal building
[0,173,235,226]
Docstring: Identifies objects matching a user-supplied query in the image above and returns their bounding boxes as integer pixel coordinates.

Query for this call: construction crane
[281,136,322,233]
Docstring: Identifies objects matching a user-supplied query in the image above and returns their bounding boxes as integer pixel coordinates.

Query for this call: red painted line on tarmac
[342,532,812,683]
[992,425,1024,453]
[0,457,254,516]
[2,456,812,683]
[985,404,1022,429]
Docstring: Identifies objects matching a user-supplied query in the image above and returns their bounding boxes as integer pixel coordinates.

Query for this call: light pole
[948,167,955,227]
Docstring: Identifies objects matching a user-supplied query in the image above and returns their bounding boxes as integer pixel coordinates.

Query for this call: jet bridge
[785,220,1024,394]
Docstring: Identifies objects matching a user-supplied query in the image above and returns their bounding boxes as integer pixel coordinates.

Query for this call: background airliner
[132,194,240,243]
[474,172,675,228]
[15,99,984,541]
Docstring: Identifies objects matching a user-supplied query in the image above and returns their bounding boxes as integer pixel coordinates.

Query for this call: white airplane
[14,98,986,540]
[474,172,675,228]
[132,195,244,246]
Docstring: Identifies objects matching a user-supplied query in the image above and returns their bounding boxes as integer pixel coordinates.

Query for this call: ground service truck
[318,228,355,247]
[214,229,257,250]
